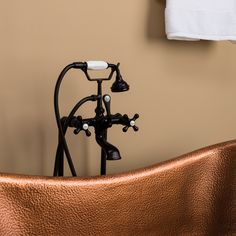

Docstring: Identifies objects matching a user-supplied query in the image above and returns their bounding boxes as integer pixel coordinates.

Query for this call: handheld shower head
[111,63,129,92]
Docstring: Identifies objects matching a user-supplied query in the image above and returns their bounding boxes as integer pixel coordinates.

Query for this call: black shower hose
[54,63,97,176]
[53,95,98,176]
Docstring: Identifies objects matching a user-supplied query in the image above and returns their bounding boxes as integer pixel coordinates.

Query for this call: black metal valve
[71,116,91,137]
[122,114,139,132]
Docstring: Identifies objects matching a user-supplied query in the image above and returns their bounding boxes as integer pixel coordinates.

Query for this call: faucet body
[53,61,139,176]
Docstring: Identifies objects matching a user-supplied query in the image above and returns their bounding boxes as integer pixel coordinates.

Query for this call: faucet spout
[96,133,121,160]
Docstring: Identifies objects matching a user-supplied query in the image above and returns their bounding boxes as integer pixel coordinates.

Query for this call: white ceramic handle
[86,61,108,70]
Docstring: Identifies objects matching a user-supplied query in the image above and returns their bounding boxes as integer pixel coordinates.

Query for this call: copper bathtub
[0,140,235,235]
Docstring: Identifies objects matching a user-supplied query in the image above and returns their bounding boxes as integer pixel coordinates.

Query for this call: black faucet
[53,61,139,177]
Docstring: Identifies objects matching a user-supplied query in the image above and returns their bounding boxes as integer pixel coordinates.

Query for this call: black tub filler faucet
[53,61,139,177]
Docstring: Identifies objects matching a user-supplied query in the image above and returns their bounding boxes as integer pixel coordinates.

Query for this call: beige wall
[0,0,236,176]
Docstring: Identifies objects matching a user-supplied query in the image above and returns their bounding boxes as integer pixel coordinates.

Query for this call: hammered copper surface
[0,140,235,236]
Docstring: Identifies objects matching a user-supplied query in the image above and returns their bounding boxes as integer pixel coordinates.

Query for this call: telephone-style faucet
[53,61,139,177]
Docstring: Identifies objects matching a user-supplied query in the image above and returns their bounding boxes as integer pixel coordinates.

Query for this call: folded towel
[165,0,236,42]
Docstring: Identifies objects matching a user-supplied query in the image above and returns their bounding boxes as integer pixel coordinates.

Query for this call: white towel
[165,0,236,42]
